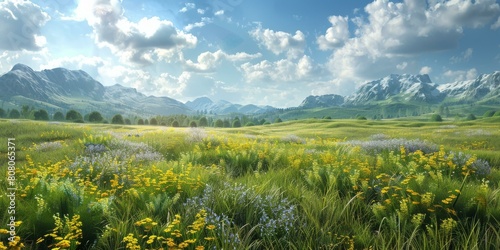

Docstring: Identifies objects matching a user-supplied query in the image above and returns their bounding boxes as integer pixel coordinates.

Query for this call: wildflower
[411,213,425,226]
[440,218,457,234]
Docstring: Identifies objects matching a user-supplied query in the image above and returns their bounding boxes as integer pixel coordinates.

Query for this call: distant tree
[199,117,208,127]
[259,118,266,125]
[111,114,125,124]
[232,119,241,128]
[150,118,158,125]
[357,116,367,120]
[214,119,224,128]
[66,110,82,121]
[263,121,271,125]
[137,119,144,125]
[145,119,149,125]
[223,119,231,128]
[33,109,49,120]
[189,121,197,127]
[21,105,33,119]
[88,111,104,122]
[0,108,6,118]
[494,111,500,117]
[125,118,131,125]
[484,110,496,117]
[323,116,332,119]
[430,114,443,122]
[172,120,180,127]
[245,122,255,127]
[9,109,20,119]
[53,111,65,121]
[465,114,476,121]
[274,118,283,123]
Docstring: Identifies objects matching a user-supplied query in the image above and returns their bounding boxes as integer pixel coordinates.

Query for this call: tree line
[0,106,284,128]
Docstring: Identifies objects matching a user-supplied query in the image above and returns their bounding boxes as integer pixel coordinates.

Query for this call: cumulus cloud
[179,3,195,13]
[443,68,478,82]
[0,0,50,51]
[420,66,432,75]
[184,50,261,72]
[71,0,197,65]
[250,25,306,59]
[317,15,349,50]
[326,0,500,88]
[240,55,315,82]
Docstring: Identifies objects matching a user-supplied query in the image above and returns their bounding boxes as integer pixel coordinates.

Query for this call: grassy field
[1,118,499,249]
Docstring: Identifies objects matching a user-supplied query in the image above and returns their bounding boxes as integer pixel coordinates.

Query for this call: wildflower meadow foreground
[1,119,500,249]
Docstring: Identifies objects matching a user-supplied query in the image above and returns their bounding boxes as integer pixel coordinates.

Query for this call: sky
[0,0,500,107]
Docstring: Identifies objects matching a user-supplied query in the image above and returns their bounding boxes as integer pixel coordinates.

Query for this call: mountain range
[0,64,499,118]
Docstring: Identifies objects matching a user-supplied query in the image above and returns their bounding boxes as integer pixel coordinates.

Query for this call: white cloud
[197,9,205,14]
[0,0,51,51]
[420,66,432,75]
[184,22,206,32]
[326,0,500,90]
[451,48,473,63]
[317,15,349,50]
[71,0,197,65]
[184,50,261,72]
[443,68,478,82]
[250,25,306,59]
[240,55,315,83]
[180,3,195,13]
[492,16,500,29]
[214,10,224,16]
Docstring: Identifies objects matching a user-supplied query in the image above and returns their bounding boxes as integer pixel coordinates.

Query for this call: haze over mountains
[0,64,499,118]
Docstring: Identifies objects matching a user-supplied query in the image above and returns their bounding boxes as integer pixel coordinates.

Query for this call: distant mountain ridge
[300,72,500,108]
[0,64,189,117]
[185,97,275,114]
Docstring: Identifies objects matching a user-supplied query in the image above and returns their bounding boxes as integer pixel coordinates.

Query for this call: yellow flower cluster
[38,214,83,249]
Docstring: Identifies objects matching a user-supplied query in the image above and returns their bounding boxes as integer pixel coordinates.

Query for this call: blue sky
[1,0,499,107]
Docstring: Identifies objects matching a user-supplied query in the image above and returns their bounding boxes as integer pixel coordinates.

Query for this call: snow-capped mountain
[345,74,445,105]
[0,64,191,116]
[185,97,275,115]
[437,71,500,103]
[299,94,344,108]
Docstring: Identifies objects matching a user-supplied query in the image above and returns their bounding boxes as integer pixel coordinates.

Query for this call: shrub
[214,119,224,128]
[66,110,82,121]
[494,111,500,117]
[88,111,104,122]
[172,120,180,127]
[150,118,158,125]
[34,109,49,120]
[111,114,124,124]
[9,109,21,118]
[232,119,241,128]
[357,116,367,120]
[430,114,443,122]
[199,117,208,127]
[189,121,197,127]
[53,111,65,121]
[245,122,255,127]
[125,118,131,125]
[465,114,476,121]
[0,108,5,118]
[137,119,144,125]
[274,118,283,123]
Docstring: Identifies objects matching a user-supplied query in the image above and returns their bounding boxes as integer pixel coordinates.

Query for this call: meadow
[1,118,500,249]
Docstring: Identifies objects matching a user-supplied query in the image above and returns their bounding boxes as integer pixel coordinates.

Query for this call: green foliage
[9,109,21,118]
[214,119,224,128]
[53,111,65,121]
[494,111,500,117]
[172,120,180,127]
[430,114,443,122]
[465,113,476,121]
[189,121,197,127]
[1,119,500,249]
[357,116,367,120]
[88,111,104,122]
[66,110,82,121]
[484,110,496,117]
[199,117,208,127]
[150,118,158,125]
[125,118,131,125]
[232,119,241,128]
[274,118,283,123]
[245,122,255,126]
[111,114,125,124]
[0,108,5,118]
[137,119,144,125]
[33,109,49,120]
